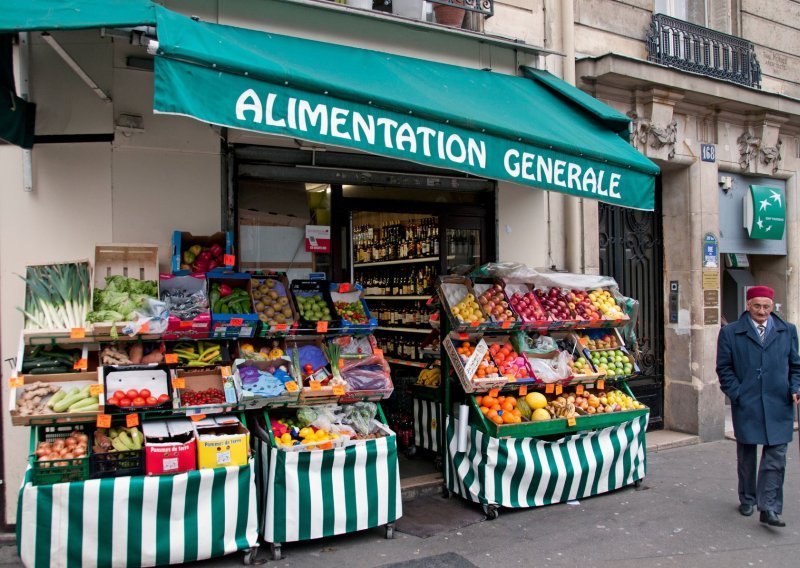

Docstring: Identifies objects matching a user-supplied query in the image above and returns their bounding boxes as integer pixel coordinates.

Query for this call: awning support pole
[40,32,111,103]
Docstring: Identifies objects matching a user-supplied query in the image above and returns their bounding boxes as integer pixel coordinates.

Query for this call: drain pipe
[561,1,584,273]
[19,32,32,192]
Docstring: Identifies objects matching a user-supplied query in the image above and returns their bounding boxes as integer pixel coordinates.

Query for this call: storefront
[1,1,659,564]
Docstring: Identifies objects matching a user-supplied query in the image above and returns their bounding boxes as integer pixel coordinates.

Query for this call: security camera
[719,176,733,192]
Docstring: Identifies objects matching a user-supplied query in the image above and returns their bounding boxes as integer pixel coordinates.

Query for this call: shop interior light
[126,56,155,72]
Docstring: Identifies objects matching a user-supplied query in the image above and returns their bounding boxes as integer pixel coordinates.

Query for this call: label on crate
[518,385,528,396]
[70,327,86,339]
[333,385,345,396]
[576,384,585,395]
[163,457,179,472]
[272,323,288,332]
[179,320,193,329]
[469,320,480,327]
[555,385,563,395]
[89,384,104,396]
[285,381,299,392]
[140,322,150,334]
[172,377,186,389]
[597,379,605,390]
[126,413,140,428]
[501,320,512,329]
[9,376,23,389]
[373,349,384,358]
[96,414,112,428]
[545,384,554,394]
[190,414,207,422]
[73,358,88,371]
[458,333,469,340]
[223,254,236,266]
[229,318,244,326]
[221,366,232,377]
[316,321,329,333]
[338,283,351,293]
[567,416,577,427]
[310,380,322,391]
[165,354,179,364]
[217,450,231,465]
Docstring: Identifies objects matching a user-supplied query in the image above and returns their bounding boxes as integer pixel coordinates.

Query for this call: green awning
[0,1,658,210]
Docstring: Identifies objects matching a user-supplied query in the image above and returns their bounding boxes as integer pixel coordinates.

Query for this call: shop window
[237,180,332,281]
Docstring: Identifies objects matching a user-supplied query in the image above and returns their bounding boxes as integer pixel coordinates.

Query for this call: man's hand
[794,392,800,404]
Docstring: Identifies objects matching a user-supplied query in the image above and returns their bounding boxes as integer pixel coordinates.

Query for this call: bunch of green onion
[18,262,91,330]
[324,342,342,380]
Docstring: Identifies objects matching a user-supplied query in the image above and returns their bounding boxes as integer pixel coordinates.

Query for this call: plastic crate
[30,423,92,486]
[90,448,145,479]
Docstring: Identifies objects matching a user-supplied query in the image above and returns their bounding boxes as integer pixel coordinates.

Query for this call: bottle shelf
[364,295,431,301]
[354,256,439,268]
[375,326,432,334]
[385,357,428,368]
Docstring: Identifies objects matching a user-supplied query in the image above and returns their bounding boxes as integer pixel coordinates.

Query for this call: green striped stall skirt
[259,434,402,544]
[413,398,441,453]
[446,413,648,508]
[16,462,258,568]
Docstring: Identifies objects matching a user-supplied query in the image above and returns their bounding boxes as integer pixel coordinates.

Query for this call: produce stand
[253,405,401,561]
[437,271,649,519]
[410,383,442,456]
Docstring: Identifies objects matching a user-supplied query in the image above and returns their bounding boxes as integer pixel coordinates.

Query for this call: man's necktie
[758,324,766,343]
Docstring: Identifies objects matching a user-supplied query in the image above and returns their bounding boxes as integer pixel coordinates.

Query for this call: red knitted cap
[746,286,774,301]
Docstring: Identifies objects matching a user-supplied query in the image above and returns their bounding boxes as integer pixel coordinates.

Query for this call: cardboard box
[250,272,299,336]
[443,332,507,393]
[160,274,211,340]
[207,273,259,339]
[143,419,197,475]
[174,367,237,411]
[194,416,250,469]
[171,230,234,275]
[101,364,172,413]
[232,358,298,408]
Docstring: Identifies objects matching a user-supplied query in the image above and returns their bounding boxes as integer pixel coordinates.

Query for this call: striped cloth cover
[413,398,441,453]
[260,434,402,544]
[16,462,258,568]
[446,413,648,508]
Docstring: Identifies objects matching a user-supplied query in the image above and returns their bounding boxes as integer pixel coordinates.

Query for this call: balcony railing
[646,13,761,89]
[428,0,493,18]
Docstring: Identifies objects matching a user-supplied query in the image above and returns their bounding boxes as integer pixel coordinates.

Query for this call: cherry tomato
[157,393,170,404]
[146,396,158,406]
[113,390,125,400]
[132,397,146,407]
[119,397,132,407]
[126,389,139,399]
[139,389,151,399]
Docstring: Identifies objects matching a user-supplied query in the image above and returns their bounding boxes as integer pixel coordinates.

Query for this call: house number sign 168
[701,144,716,163]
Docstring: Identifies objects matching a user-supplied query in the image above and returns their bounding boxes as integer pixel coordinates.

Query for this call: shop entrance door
[598,181,665,429]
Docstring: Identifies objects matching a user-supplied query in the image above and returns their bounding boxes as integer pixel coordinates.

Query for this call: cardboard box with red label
[143,419,197,475]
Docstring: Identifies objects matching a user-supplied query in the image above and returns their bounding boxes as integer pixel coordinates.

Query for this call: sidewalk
[3,433,799,567]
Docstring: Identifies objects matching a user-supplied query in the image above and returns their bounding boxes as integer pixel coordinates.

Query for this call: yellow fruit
[525,392,548,410]
[531,408,551,422]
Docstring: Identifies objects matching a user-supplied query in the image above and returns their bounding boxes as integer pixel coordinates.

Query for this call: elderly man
[716,285,800,527]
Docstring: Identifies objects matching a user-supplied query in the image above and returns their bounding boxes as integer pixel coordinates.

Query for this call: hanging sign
[744,185,785,240]
[305,225,331,253]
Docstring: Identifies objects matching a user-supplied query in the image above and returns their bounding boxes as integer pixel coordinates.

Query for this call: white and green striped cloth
[259,434,402,544]
[17,462,259,568]
[446,413,647,508]
[413,398,441,452]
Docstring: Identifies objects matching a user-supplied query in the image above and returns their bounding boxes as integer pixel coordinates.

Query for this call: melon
[525,392,548,410]
[531,408,551,422]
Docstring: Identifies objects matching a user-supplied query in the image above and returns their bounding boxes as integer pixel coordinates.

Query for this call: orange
[505,396,516,405]
[487,409,498,420]
[502,412,515,424]
[501,401,515,412]
[480,406,490,415]
[482,396,496,407]
[491,415,504,425]
[512,408,522,417]
[492,403,501,411]
[475,395,483,406]
[497,396,506,403]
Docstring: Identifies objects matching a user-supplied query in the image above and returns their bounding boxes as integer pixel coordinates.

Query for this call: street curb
[646,435,701,452]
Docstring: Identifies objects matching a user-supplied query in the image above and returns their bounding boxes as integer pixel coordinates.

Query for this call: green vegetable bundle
[86,275,158,323]
[18,262,91,330]
[210,283,253,314]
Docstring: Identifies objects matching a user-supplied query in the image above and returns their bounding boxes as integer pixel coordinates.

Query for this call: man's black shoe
[759,511,786,527]
[739,503,754,516]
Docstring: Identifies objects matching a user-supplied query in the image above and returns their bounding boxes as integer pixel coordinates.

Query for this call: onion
[63,453,75,459]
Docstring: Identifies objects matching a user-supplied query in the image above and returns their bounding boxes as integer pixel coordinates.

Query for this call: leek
[17,262,91,330]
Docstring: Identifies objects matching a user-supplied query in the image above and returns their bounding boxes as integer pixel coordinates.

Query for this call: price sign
[229,318,244,326]
[373,349,384,358]
[285,381,299,392]
[70,327,86,339]
[316,321,329,333]
[309,380,322,391]
[338,283,351,293]
[518,385,528,396]
[555,385,563,395]
[172,377,186,389]
[545,384,554,394]
[165,353,179,364]
[567,416,577,427]
[126,413,140,428]
[470,320,480,327]
[73,358,88,371]
[9,376,24,389]
[501,320,512,329]
[332,385,345,396]
[96,414,112,428]
[139,322,150,334]
[576,384,584,395]
[89,384,104,396]
[221,366,232,377]
[179,320,193,329]
[273,323,288,332]
[488,388,500,398]
[190,414,207,422]
[597,379,605,391]
[223,254,236,266]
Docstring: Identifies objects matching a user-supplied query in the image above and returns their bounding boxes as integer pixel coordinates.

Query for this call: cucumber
[29,366,69,375]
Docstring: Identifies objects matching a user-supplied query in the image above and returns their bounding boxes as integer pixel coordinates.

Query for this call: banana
[111,437,130,452]
[117,431,136,451]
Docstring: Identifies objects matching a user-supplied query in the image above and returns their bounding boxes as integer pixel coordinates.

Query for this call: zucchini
[29,366,70,375]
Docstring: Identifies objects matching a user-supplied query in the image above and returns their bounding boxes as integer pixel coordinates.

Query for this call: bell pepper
[219,283,233,297]
[183,250,196,264]
[198,250,212,262]
[209,243,224,258]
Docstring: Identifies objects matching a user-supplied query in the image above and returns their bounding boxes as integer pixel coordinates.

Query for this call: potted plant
[432,0,465,27]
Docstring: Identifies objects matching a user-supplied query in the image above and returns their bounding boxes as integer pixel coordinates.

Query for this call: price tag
[426,296,434,306]
[545,384,554,394]
[9,376,24,389]
[310,380,322,391]
[458,333,469,340]
[373,349,384,358]
[576,384,585,395]
[332,385,345,396]
[139,321,150,334]
[223,254,236,266]
[273,323,288,332]
[73,358,88,371]
[179,320,193,329]
[501,320,512,329]
[165,353,179,364]
[172,377,186,389]
[578,337,589,346]
[316,321,329,333]
[70,327,86,339]
[597,379,605,391]
[338,283,351,293]
[469,320,480,327]
[567,416,577,427]
[229,318,244,326]
[96,414,112,428]
[488,388,500,398]
[220,366,232,377]
[555,385,563,395]
[285,381,299,392]
[89,384,104,396]
[126,413,139,428]
[190,414,207,422]
[518,385,528,396]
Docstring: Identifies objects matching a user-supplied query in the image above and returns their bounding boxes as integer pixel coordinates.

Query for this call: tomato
[132,397,146,407]
[157,393,170,404]
[126,389,139,399]
[139,389,151,399]
[119,397,132,407]
[107,396,119,406]
[146,396,157,406]
[113,390,125,400]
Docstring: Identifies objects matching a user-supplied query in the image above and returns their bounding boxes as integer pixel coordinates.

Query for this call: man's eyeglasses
[750,303,773,310]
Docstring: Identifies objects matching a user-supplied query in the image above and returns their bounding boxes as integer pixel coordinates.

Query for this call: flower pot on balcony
[433,2,465,27]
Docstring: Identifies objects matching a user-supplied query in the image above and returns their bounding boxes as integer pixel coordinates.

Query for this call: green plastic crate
[30,423,91,486]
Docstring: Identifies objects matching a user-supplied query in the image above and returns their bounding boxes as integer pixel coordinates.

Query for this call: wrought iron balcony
[646,13,761,89]
[427,0,493,18]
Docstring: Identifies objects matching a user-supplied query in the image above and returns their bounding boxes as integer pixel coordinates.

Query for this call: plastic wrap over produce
[340,356,391,391]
